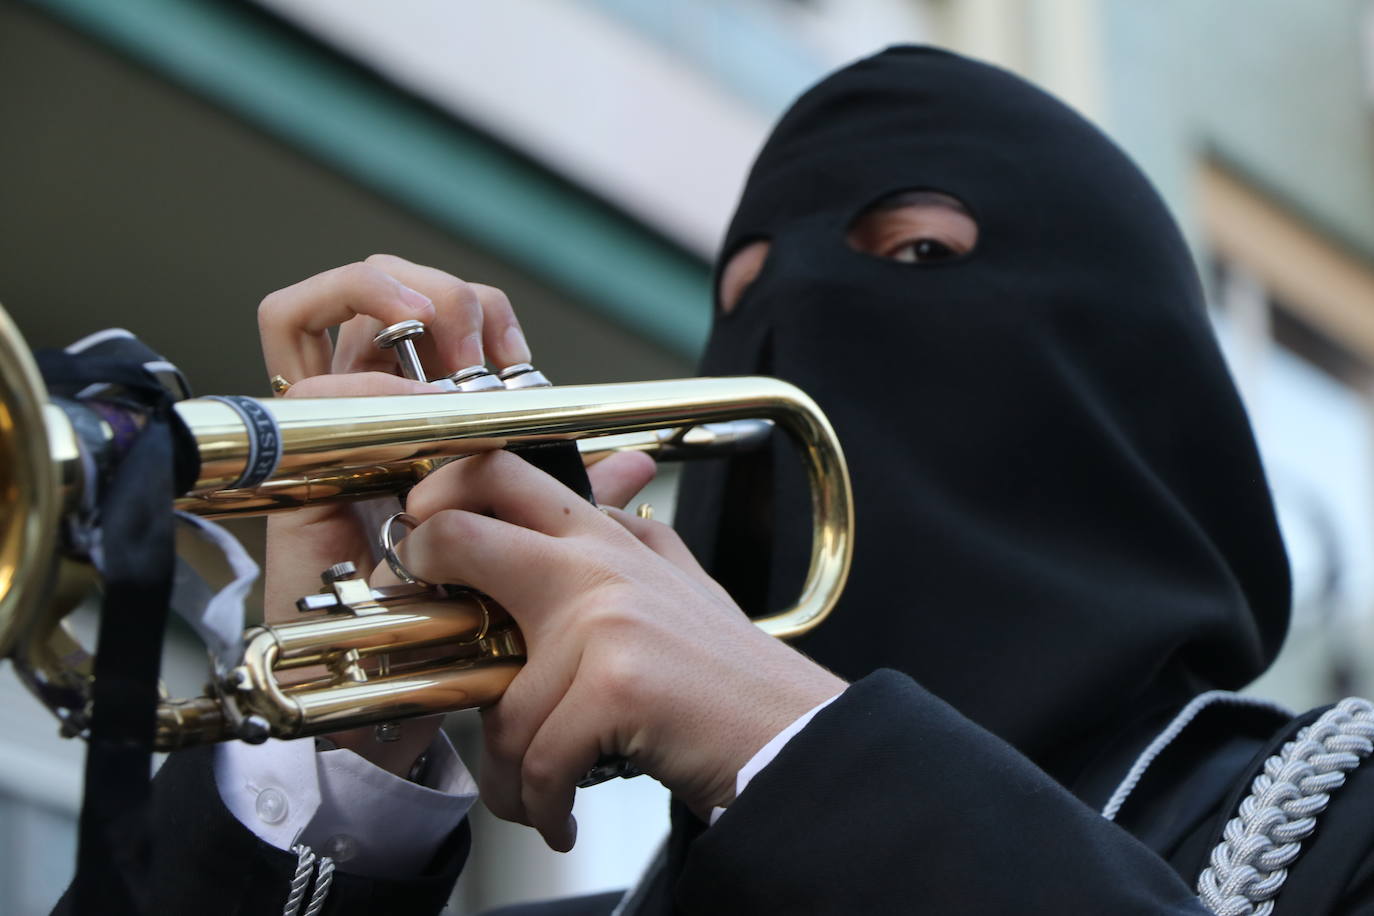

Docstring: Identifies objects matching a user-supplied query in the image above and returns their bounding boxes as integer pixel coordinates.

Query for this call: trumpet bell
[0,306,62,660]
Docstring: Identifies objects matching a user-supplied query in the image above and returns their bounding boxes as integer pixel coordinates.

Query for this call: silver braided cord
[303,856,335,916]
[1197,697,1374,916]
[1102,691,1291,822]
[282,844,316,916]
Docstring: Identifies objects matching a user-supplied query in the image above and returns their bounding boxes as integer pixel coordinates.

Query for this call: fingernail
[503,324,532,364]
[543,815,577,852]
[396,282,433,314]
[462,332,485,368]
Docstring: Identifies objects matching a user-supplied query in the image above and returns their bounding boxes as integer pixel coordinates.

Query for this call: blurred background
[3,0,1374,912]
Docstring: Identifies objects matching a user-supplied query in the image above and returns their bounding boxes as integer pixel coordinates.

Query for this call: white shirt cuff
[708,692,841,826]
[215,731,477,876]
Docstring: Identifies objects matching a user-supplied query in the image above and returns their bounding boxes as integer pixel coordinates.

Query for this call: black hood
[674,46,1291,781]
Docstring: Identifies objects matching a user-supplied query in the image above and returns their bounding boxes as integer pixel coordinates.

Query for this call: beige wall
[926,0,1106,124]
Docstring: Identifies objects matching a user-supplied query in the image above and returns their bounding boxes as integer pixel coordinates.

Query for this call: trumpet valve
[498,362,551,389]
[373,320,429,382]
[446,365,505,392]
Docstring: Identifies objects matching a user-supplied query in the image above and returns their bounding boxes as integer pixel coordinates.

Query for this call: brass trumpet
[0,304,853,752]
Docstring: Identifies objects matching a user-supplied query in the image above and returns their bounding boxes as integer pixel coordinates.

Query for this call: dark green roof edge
[22,0,712,358]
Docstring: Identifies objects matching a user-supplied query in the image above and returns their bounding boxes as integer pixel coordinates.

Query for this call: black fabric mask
[674,46,1291,782]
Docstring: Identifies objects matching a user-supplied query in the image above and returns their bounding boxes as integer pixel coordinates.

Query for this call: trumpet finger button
[373,319,429,382]
[498,362,551,389]
[447,365,505,392]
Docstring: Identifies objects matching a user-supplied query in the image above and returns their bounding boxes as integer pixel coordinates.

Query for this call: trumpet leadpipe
[161,382,788,516]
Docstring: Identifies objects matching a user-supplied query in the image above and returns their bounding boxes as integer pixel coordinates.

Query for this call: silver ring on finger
[379,512,431,586]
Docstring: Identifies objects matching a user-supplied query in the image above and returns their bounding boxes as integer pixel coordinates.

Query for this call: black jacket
[55,671,1374,915]
[494,673,1374,916]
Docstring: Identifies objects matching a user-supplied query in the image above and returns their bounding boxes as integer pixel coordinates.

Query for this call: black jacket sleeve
[52,745,469,916]
[674,670,1210,915]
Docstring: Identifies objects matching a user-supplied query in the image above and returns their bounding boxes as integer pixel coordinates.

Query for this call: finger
[478,721,532,829]
[404,451,615,540]
[390,505,615,780]
[283,371,436,399]
[389,505,583,613]
[477,620,596,841]
[394,504,595,835]
[515,677,614,851]
[470,562,588,832]
[328,313,414,376]
[469,283,531,368]
[478,675,562,833]
[599,508,699,571]
[361,254,486,373]
[259,262,435,383]
[600,507,732,604]
[586,451,657,509]
[384,507,575,770]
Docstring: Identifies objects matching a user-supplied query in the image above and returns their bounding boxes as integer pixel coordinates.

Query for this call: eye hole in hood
[717,189,980,316]
[845,188,978,264]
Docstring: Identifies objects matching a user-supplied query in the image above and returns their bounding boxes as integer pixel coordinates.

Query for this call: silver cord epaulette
[303,854,335,916]
[1197,697,1374,915]
[283,843,335,916]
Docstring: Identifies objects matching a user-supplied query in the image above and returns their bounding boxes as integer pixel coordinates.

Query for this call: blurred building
[2,0,1373,913]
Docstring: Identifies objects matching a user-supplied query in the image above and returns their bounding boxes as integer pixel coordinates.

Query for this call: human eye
[847,190,978,265]
[886,238,958,263]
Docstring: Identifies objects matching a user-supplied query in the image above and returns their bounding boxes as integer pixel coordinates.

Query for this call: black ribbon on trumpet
[506,440,594,503]
[38,332,200,916]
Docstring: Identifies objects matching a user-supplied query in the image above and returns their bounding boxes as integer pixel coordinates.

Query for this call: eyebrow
[867,190,971,215]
